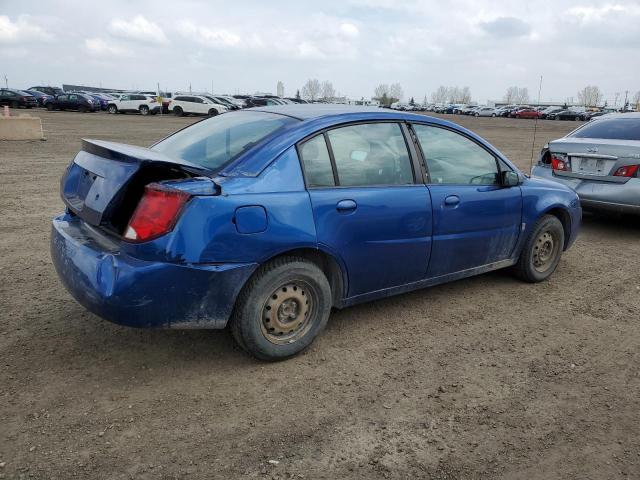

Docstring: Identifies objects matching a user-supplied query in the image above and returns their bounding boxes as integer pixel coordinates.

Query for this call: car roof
[249,104,393,120]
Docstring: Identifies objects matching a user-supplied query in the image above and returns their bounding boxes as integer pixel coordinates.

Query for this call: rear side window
[413,124,499,185]
[326,123,414,186]
[153,111,297,171]
[570,118,640,141]
[299,135,335,187]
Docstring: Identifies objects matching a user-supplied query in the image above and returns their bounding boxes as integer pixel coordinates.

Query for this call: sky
[1,0,639,105]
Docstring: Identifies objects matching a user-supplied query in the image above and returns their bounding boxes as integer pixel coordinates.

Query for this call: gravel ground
[1,110,639,480]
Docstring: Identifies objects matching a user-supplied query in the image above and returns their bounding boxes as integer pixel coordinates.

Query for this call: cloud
[0,15,53,44]
[565,4,640,23]
[479,16,531,37]
[177,20,244,48]
[84,38,131,57]
[108,15,168,44]
[340,22,359,37]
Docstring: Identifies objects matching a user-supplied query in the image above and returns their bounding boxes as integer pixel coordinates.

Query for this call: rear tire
[514,215,565,283]
[230,257,332,361]
[139,105,149,116]
[173,106,183,116]
[46,103,54,111]
[107,104,117,114]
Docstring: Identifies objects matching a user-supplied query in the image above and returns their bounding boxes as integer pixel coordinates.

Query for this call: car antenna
[529,75,543,175]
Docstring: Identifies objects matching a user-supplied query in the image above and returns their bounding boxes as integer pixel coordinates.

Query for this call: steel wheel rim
[532,230,559,273]
[261,280,316,345]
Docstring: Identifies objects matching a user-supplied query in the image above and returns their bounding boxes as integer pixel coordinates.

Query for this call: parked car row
[5,85,313,117]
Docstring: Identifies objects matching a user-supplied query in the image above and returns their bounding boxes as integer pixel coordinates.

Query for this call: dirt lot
[1,110,639,480]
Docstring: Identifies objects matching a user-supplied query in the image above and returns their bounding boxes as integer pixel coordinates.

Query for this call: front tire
[107,104,117,114]
[514,215,565,282]
[208,108,218,116]
[173,106,183,116]
[230,257,332,361]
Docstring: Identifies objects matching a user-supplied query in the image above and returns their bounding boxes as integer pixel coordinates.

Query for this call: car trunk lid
[549,137,640,177]
[61,139,216,232]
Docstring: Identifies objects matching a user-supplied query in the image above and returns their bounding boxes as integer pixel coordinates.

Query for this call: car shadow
[580,210,640,234]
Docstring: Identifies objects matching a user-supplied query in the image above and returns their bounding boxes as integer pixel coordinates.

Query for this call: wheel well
[545,208,571,249]
[263,248,345,307]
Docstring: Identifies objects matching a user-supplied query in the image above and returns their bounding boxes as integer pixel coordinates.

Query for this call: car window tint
[326,123,414,187]
[174,96,185,101]
[413,124,499,185]
[58,95,67,101]
[570,118,640,141]
[120,95,129,101]
[299,135,335,187]
[153,111,298,171]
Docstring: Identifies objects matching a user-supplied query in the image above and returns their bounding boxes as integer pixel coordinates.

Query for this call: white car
[474,106,498,117]
[169,95,228,116]
[107,94,160,115]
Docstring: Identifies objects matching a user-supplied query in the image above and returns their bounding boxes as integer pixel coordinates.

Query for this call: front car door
[298,122,432,298]
[411,123,522,278]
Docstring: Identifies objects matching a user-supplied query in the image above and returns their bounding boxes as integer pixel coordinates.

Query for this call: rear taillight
[551,154,570,172]
[123,183,191,242]
[613,165,639,177]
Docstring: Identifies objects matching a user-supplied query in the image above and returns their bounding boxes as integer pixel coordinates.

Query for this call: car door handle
[444,195,460,206]
[336,199,357,212]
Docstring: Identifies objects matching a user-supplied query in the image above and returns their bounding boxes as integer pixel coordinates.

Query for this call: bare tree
[389,83,404,102]
[503,86,529,104]
[320,81,336,101]
[431,86,448,104]
[301,79,321,102]
[459,86,472,103]
[577,85,603,107]
[374,83,390,100]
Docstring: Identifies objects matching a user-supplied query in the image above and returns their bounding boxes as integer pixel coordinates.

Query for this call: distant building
[276,81,284,98]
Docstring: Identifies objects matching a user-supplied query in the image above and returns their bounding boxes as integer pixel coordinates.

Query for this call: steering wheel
[469,173,497,185]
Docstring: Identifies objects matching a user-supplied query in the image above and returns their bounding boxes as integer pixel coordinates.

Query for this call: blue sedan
[51,105,581,360]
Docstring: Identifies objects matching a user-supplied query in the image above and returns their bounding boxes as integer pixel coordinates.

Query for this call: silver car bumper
[532,165,640,214]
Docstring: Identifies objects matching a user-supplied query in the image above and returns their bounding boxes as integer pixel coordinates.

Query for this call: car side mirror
[501,170,520,187]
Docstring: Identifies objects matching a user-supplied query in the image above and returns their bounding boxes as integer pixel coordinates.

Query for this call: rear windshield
[570,118,640,141]
[152,111,297,171]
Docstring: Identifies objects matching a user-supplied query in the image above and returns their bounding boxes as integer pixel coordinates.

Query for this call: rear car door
[411,123,522,277]
[299,122,432,298]
[118,94,134,111]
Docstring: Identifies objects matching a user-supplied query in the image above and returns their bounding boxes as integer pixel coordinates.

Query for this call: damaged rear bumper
[532,165,640,215]
[51,213,257,329]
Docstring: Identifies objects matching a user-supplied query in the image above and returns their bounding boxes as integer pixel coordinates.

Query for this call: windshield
[152,111,298,171]
[570,117,640,141]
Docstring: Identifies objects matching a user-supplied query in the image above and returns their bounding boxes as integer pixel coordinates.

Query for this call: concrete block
[0,115,45,140]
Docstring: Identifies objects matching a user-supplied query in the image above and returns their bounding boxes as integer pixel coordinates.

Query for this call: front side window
[299,135,335,187]
[413,124,499,185]
[326,123,414,186]
[153,111,297,171]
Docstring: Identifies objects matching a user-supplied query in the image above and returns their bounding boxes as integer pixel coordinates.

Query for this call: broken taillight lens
[551,154,570,172]
[613,165,639,177]
[123,183,191,242]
